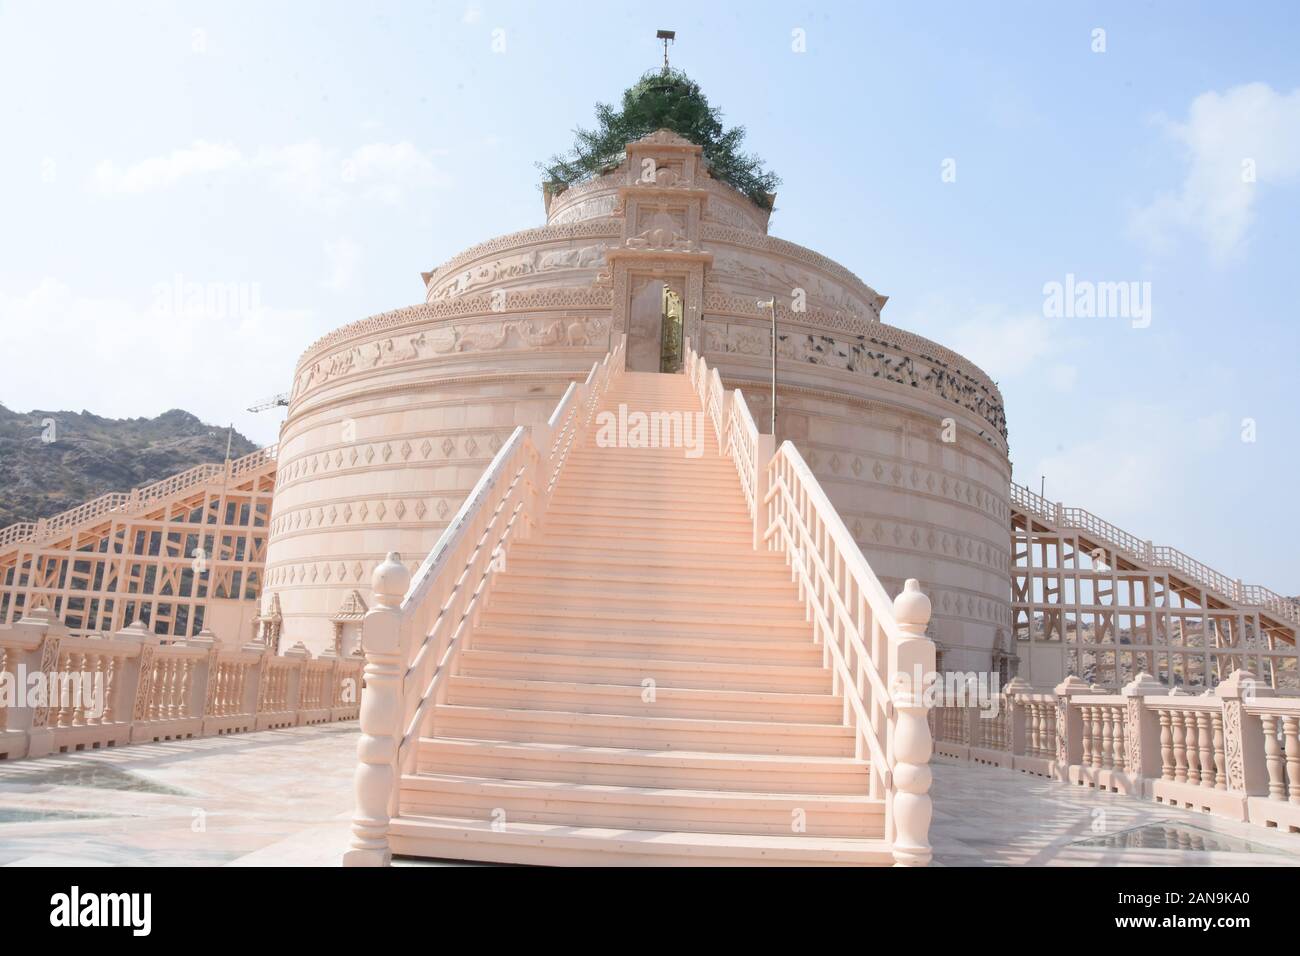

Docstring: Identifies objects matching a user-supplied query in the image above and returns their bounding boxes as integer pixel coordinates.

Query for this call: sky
[1,1,1298,590]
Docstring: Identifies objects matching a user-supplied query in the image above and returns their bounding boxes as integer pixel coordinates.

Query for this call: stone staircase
[385,371,893,865]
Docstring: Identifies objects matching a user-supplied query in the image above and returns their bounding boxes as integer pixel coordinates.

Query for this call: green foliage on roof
[541,68,779,209]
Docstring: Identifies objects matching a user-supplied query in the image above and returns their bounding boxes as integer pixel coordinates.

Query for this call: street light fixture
[758,297,777,435]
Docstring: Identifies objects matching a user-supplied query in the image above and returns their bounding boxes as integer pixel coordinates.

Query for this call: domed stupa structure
[263,70,1011,670]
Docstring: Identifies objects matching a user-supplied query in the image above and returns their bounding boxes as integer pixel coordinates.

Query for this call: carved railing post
[16,608,60,758]
[889,579,935,867]
[1003,676,1032,756]
[1053,675,1090,779]
[343,552,410,868]
[1216,669,1268,796]
[1120,671,1165,782]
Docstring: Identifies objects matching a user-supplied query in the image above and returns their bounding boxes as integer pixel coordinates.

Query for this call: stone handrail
[685,338,937,866]
[0,444,280,553]
[0,610,359,758]
[932,670,1300,834]
[1010,481,1300,627]
[343,336,626,866]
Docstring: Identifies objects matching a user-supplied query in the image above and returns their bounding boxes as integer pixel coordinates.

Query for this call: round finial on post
[893,578,932,634]
[371,552,410,608]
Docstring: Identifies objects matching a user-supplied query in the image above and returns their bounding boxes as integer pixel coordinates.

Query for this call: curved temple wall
[264,130,1011,665]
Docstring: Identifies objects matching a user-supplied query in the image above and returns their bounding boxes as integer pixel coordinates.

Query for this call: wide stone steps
[548,488,747,511]
[429,704,856,756]
[487,575,805,610]
[414,738,870,793]
[477,604,812,641]
[505,542,789,575]
[456,648,833,693]
[525,529,754,554]
[396,369,879,865]
[387,815,892,866]
[540,513,752,537]
[469,623,825,665]
[443,675,842,723]
[399,774,881,837]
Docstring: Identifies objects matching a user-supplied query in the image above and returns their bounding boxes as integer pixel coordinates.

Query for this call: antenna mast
[656,29,675,70]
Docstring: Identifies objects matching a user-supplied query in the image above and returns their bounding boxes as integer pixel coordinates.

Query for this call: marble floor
[1,726,1297,866]
[929,757,1300,866]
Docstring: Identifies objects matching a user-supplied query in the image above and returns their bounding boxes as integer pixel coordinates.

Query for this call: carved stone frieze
[293,309,611,402]
[419,220,621,295]
[701,223,886,315]
[703,317,1007,440]
[428,243,611,300]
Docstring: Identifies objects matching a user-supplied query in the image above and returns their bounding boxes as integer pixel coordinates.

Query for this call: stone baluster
[1262,715,1284,800]
[1043,703,1057,758]
[70,652,86,727]
[153,659,166,721]
[1185,710,1201,785]
[1171,711,1188,782]
[103,655,117,723]
[0,647,8,731]
[213,664,226,716]
[1099,707,1112,769]
[55,651,73,728]
[1159,709,1174,780]
[179,659,192,719]
[1092,706,1104,768]
[1080,705,1093,767]
[1284,716,1300,805]
[165,658,178,720]
[1212,712,1226,790]
[345,552,412,867]
[1196,712,1214,790]
[888,579,934,867]
[84,652,101,726]
[1112,707,1125,770]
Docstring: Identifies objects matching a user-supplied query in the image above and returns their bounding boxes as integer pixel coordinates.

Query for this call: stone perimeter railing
[0,608,361,761]
[932,672,1300,835]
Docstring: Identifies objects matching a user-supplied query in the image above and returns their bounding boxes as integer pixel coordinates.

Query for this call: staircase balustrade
[345,337,626,866]
[685,339,938,867]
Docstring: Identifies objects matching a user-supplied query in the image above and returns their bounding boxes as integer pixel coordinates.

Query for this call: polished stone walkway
[930,757,1300,866]
[1,726,1297,866]
[0,723,359,866]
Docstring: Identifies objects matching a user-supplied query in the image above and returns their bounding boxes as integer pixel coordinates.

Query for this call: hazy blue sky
[1,1,1298,589]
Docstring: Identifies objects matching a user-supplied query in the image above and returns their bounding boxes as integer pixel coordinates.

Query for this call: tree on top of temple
[540,68,780,210]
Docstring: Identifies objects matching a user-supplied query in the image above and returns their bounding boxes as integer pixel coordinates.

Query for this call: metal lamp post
[758,297,777,435]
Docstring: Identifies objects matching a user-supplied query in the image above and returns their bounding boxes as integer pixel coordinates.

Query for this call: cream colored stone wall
[265,131,1012,665]
[269,306,612,654]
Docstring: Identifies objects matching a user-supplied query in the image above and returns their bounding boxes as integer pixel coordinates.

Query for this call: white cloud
[0,278,315,446]
[90,139,449,210]
[944,306,1079,393]
[322,237,362,291]
[92,141,243,194]
[1131,83,1300,261]
[1031,405,1231,519]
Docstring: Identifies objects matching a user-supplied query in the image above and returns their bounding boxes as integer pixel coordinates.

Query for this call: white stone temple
[1,71,1296,867]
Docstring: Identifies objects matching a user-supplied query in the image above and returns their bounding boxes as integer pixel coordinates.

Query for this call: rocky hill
[0,404,258,529]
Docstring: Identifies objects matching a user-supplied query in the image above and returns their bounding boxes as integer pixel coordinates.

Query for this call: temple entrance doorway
[627,276,686,373]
